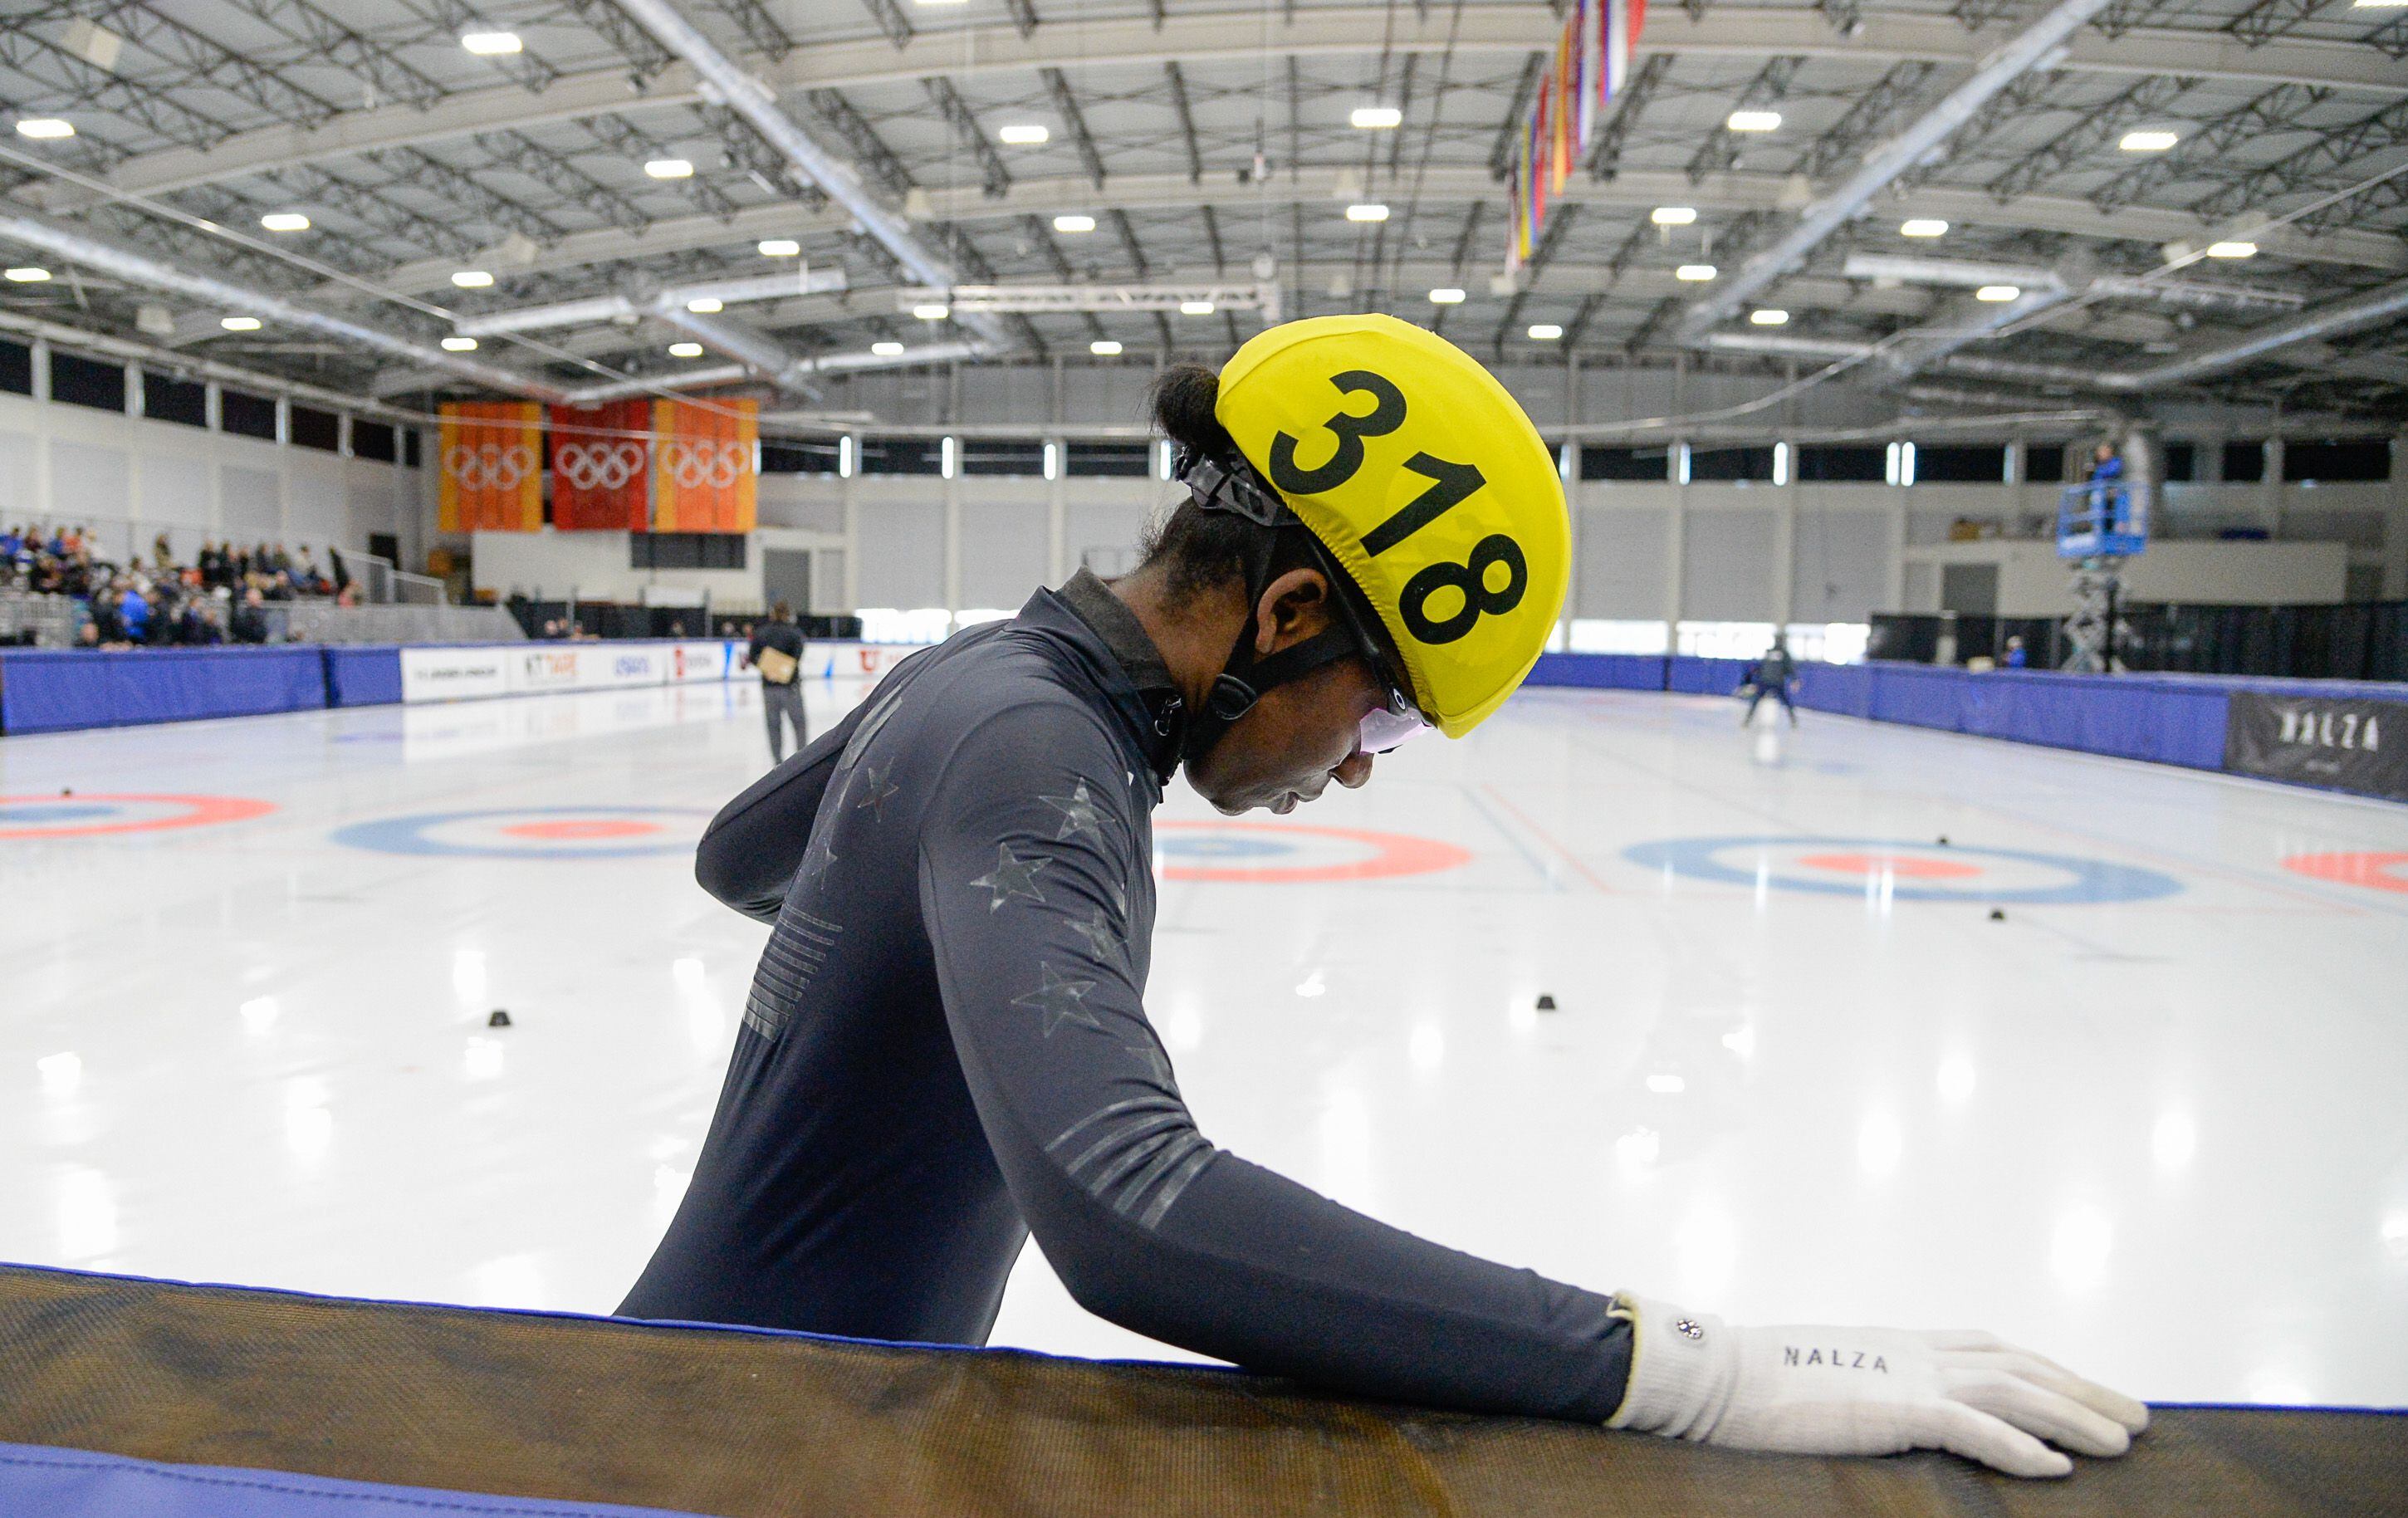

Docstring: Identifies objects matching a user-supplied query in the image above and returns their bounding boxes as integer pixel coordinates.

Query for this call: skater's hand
[1606,1295,2147,1478]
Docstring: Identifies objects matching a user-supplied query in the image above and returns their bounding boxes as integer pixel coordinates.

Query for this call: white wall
[0,389,423,569]
[454,462,2390,624]
[1901,538,2350,615]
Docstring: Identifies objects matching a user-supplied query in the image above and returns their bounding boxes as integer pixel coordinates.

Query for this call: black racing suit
[620,570,1633,1421]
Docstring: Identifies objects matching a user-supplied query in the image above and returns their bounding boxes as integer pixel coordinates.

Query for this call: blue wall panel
[0,649,325,734]
[1667,657,1752,696]
[1526,653,1667,691]
[322,646,404,708]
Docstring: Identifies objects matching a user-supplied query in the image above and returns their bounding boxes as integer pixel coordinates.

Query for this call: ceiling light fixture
[221,316,262,331]
[1651,206,1697,225]
[668,341,704,358]
[870,340,905,356]
[1975,284,2020,302]
[460,31,521,55]
[1725,110,1781,132]
[1527,324,1564,340]
[1676,264,1717,282]
[1345,203,1390,222]
[4,267,51,282]
[1090,339,1123,355]
[2119,130,2180,151]
[644,158,693,179]
[686,296,724,313]
[913,303,950,321]
[2206,240,2259,258]
[1350,106,1402,130]
[1179,300,1216,315]
[14,119,74,140]
[451,270,493,288]
[1750,308,1789,326]
[997,125,1050,144]
[1900,218,1950,237]
[259,212,310,233]
[441,335,479,352]
[757,238,800,257]
[1428,286,1466,304]
[1053,213,1096,233]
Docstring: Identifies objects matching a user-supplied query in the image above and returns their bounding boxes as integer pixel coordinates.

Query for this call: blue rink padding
[0,647,327,735]
[0,1441,710,1518]
[1530,654,2406,792]
[1667,656,1754,696]
[1526,652,1667,690]
[321,644,404,708]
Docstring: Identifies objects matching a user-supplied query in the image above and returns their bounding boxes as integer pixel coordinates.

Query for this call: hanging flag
[438,402,541,533]
[1505,0,1646,271]
[548,400,651,531]
[651,398,756,534]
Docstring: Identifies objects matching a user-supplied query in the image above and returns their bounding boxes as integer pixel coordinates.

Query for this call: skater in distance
[620,314,2146,1478]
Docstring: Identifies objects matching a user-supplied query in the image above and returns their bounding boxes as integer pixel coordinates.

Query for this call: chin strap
[1163,445,1368,772]
[1176,583,1362,771]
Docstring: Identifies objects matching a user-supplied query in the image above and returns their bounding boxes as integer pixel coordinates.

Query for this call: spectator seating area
[1,522,360,649]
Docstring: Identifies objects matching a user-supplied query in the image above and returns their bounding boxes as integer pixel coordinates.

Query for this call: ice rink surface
[2,676,2403,1410]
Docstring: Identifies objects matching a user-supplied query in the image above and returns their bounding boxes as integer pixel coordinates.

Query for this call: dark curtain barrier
[1872,603,2406,683]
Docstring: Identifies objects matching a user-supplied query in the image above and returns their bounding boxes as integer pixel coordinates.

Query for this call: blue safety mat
[0,1442,708,1518]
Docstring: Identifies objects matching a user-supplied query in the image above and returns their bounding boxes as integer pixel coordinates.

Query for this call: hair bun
[1150,365,1237,459]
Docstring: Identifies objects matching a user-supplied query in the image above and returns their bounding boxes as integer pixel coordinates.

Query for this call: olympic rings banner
[548,399,651,531]
[652,397,756,534]
[438,401,543,533]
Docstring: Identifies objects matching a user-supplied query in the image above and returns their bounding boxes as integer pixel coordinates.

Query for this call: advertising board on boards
[2224,692,2408,802]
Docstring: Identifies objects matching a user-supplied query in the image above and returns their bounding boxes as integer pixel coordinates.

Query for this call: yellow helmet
[1214,314,1569,737]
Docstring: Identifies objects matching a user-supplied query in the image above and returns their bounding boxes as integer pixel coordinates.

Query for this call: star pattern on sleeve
[1014,962,1103,1037]
[970,841,1049,912]
[1040,780,1109,845]
[1068,905,1120,962]
[854,761,899,821]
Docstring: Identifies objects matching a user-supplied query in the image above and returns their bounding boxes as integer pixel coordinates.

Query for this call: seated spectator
[230,587,270,645]
[118,580,151,644]
[173,596,223,646]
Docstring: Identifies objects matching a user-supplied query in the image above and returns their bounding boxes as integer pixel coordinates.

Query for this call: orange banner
[549,399,651,531]
[438,402,542,533]
[650,398,756,534]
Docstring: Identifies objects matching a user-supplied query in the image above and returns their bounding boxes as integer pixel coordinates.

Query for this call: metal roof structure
[1,0,2403,426]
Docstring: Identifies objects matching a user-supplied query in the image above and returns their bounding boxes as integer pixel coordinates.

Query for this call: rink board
[1,1263,2401,1518]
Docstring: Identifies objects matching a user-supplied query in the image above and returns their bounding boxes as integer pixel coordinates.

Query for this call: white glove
[1606,1294,2149,1478]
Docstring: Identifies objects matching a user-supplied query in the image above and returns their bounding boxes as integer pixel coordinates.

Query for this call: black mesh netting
[1,1264,2400,1517]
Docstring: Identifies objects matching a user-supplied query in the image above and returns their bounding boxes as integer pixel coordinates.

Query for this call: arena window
[351,419,398,463]
[221,387,277,440]
[142,372,208,428]
[0,339,32,395]
[859,438,943,476]
[1687,446,1776,483]
[2022,443,2069,483]
[1065,441,1152,477]
[1794,444,1887,482]
[403,428,422,468]
[1578,446,1671,482]
[961,439,1047,477]
[2159,442,2195,482]
[760,438,842,475]
[1911,444,2008,483]
[2282,438,2391,484]
[2221,439,2267,483]
[289,404,340,453]
[48,350,125,413]
[632,532,746,570]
